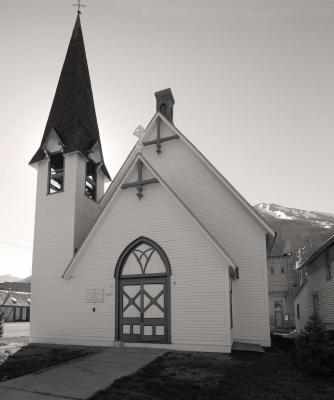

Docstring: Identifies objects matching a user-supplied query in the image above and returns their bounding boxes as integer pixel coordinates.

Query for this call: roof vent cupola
[155,88,175,123]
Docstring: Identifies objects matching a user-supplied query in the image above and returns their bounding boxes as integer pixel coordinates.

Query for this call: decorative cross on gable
[121,160,158,199]
[143,116,179,154]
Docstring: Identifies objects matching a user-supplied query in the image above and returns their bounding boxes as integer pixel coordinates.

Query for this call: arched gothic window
[121,243,167,276]
[115,237,171,278]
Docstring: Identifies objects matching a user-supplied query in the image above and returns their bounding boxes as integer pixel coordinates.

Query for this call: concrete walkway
[0,347,165,400]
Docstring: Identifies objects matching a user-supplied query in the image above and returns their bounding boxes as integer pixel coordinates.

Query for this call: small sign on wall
[87,289,104,303]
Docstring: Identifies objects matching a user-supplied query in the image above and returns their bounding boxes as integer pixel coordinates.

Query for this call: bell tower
[29,14,110,342]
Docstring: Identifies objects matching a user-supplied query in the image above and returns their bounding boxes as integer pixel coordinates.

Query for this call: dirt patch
[90,350,334,400]
[0,337,28,366]
[0,336,29,346]
[0,344,99,382]
[0,345,21,365]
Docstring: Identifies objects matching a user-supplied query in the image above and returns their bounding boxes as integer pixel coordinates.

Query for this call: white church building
[29,15,275,353]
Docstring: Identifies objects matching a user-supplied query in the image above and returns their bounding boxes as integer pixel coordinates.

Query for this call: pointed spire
[30,14,110,180]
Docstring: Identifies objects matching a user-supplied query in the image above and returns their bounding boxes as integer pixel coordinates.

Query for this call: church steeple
[29,14,110,180]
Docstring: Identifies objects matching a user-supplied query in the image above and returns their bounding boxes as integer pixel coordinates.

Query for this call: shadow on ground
[90,341,334,400]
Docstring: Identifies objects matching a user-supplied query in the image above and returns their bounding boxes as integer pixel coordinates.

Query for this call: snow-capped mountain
[255,202,334,229]
[254,203,334,256]
[0,274,21,283]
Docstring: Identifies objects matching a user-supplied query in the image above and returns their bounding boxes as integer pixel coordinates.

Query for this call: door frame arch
[114,237,172,343]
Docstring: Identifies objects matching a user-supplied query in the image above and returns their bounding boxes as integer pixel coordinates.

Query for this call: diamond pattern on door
[122,285,141,318]
[157,296,164,308]
[119,279,168,343]
[144,284,163,297]
[143,284,165,319]
[123,285,140,298]
[123,305,140,318]
[144,304,164,318]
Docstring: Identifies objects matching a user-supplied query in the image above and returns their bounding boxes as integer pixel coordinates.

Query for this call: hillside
[254,203,334,258]
[0,281,31,292]
[0,274,21,283]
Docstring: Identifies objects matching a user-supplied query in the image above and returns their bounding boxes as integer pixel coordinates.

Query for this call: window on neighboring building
[326,261,333,281]
[296,304,300,320]
[48,152,64,194]
[312,293,319,315]
[271,267,274,274]
[274,300,282,309]
[281,267,285,274]
[85,160,97,201]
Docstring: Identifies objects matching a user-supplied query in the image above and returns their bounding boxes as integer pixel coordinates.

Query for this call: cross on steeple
[72,0,86,14]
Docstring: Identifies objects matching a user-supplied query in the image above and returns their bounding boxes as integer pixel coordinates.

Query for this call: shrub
[0,311,6,337]
[291,313,334,376]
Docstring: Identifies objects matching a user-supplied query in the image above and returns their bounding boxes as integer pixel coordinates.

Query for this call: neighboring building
[0,290,30,322]
[295,234,334,332]
[29,14,276,353]
[267,254,299,330]
[0,282,31,293]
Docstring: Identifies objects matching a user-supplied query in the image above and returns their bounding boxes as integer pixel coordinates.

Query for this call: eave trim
[298,233,334,270]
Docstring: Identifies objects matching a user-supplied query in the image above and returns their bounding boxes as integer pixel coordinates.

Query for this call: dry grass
[0,344,97,382]
[90,349,334,400]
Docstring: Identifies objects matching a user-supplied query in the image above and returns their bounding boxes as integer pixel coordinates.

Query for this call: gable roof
[0,282,31,293]
[63,152,237,279]
[100,112,275,238]
[0,290,30,307]
[299,233,334,270]
[29,14,110,180]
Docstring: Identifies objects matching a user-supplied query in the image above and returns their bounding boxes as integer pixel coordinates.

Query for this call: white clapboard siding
[295,284,309,332]
[295,253,334,332]
[30,153,101,342]
[31,176,232,352]
[141,121,270,346]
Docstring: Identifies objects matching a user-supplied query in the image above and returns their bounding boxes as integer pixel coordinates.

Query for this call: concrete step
[232,342,264,353]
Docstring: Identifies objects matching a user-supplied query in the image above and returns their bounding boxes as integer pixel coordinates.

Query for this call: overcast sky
[2,0,334,277]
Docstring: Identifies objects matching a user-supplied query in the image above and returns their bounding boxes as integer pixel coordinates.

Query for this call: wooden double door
[119,277,169,343]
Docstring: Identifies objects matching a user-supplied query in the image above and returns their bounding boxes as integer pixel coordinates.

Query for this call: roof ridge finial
[72,0,86,15]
